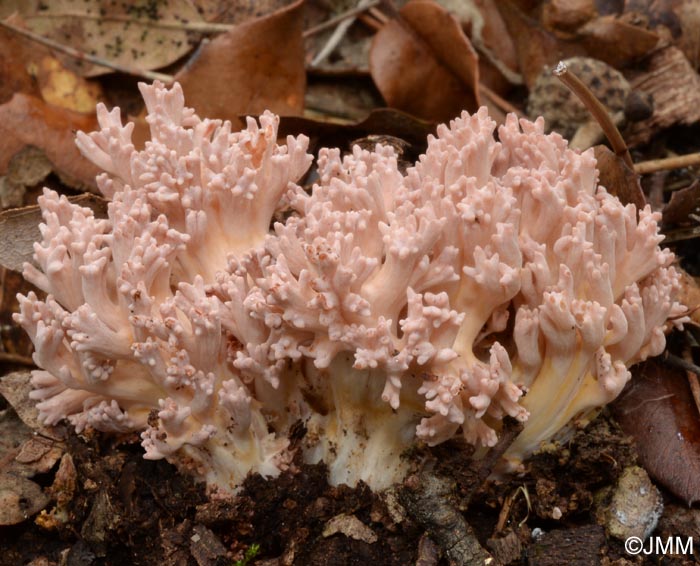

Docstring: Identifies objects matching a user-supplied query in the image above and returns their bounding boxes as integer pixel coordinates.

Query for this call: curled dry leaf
[440,0,520,85]
[175,0,305,123]
[495,0,581,88]
[0,94,100,190]
[322,513,378,543]
[612,360,700,505]
[16,0,203,77]
[369,0,480,123]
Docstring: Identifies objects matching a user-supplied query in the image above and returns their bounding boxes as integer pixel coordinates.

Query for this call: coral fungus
[15,82,685,491]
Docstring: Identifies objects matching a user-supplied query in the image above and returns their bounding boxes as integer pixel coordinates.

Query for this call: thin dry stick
[635,152,700,175]
[368,6,389,23]
[554,61,634,171]
[0,352,35,366]
[479,84,524,117]
[0,19,174,82]
[304,0,381,38]
[311,0,377,66]
[357,12,384,32]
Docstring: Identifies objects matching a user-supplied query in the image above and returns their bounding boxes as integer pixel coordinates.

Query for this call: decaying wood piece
[626,46,700,146]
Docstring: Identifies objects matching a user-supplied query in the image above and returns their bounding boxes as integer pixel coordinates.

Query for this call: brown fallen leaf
[0,23,43,105]
[0,146,53,209]
[15,0,202,77]
[620,0,700,69]
[663,179,700,226]
[175,0,305,124]
[542,0,597,33]
[468,0,521,90]
[192,0,291,24]
[495,0,582,88]
[369,0,480,123]
[577,14,660,68]
[0,267,35,360]
[612,359,700,505]
[593,145,646,210]
[0,194,108,273]
[278,107,435,157]
[0,93,99,191]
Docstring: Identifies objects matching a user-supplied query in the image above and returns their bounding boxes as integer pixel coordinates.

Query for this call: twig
[479,84,524,118]
[303,0,381,38]
[664,351,700,377]
[400,472,496,565]
[0,352,35,366]
[368,6,389,24]
[357,12,384,32]
[0,19,174,82]
[634,152,700,175]
[554,61,634,171]
[494,485,531,533]
[311,0,377,67]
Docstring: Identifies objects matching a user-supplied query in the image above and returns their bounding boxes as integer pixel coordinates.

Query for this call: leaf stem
[554,61,634,170]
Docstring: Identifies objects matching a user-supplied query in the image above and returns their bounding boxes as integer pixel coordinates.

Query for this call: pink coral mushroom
[14,82,686,491]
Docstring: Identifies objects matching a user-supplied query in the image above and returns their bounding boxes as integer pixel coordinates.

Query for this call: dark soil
[1,409,697,566]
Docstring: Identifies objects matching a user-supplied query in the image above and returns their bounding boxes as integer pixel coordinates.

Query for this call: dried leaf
[278,108,435,156]
[542,0,597,32]
[578,15,660,67]
[0,23,43,104]
[175,0,305,123]
[0,146,53,209]
[619,0,700,69]
[465,0,521,88]
[32,56,104,114]
[192,0,290,23]
[612,360,700,505]
[495,0,581,88]
[663,180,700,226]
[16,0,203,77]
[0,268,35,359]
[305,79,382,122]
[322,513,378,543]
[0,371,42,430]
[0,93,99,190]
[593,145,646,209]
[0,473,49,525]
[369,0,480,123]
[0,194,108,273]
